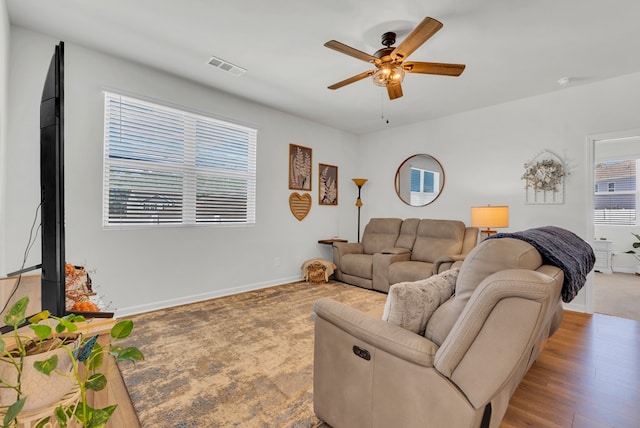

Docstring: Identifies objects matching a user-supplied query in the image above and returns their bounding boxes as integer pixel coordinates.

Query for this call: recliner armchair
[313,237,565,428]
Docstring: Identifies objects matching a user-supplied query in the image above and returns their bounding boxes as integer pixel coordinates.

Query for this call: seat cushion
[411,220,465,262]
[340,254,374,279]
[382,268,459,335]
[388,260,434,285]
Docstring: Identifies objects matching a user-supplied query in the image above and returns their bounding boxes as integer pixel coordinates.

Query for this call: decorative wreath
[521,158,567,192]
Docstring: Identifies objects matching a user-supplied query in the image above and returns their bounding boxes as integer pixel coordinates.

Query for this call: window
[594,159,638,225]
[103,92,257,227]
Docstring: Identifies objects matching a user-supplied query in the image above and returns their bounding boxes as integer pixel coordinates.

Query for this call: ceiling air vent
[207,56,246,76]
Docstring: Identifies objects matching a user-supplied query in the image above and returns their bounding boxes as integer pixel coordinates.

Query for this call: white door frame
[585,127,640,313]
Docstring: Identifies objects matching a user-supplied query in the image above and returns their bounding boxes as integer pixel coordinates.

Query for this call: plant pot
[0,336,80,413]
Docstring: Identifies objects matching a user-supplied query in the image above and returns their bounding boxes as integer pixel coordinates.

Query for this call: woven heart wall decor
[289,192,312,221]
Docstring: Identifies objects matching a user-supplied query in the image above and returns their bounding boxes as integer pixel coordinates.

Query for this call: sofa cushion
[425,238,543,345]
[382,268,459,335]
[388,260,433,285]
[361,218,403,255]
[411,220,465,262]
[340,254,374,279]
[394,218,420,250]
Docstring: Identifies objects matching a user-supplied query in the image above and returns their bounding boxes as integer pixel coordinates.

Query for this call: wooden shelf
[318,238,347,245]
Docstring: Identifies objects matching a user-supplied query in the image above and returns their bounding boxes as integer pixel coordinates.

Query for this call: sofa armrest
[313,298,438,367]
[434,267,563,408]
[372,251,411,292]
[332,242,364,280]
[432,254,467,274]
[380,247,411,255]
[333,241,363,255]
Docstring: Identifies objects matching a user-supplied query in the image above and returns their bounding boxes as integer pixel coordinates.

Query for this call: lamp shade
[352,178,368,243]
[352,178,368,188]
[471,206,509,229]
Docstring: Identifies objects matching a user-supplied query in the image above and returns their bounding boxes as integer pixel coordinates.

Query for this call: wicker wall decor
[522,150,568,204]
[289,192,312,220]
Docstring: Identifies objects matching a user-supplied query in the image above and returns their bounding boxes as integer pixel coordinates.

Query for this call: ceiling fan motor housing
[381,31,396,47]
[375,32,397,59]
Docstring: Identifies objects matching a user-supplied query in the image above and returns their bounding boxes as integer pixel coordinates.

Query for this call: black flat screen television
[40,41,66,317]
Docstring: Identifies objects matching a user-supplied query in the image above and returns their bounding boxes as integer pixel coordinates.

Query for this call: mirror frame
[394,154,446,206]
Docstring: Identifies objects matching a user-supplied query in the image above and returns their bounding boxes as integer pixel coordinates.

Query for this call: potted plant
[625,232,640,275]
[0,296,143,428]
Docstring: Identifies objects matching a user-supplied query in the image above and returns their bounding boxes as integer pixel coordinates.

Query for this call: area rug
[118,280,387,428]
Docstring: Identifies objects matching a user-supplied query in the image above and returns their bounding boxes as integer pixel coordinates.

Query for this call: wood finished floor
[502,310,640,427]
[106,310,639,427]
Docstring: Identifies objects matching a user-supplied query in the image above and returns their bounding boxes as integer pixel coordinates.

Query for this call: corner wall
[358,72,640,311]
[6,26,358,316]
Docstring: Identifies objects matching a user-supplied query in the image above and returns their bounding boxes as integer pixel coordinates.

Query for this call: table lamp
[471,205,509,237]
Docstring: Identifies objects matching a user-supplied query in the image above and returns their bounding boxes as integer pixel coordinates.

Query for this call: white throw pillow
[382,268,459,335]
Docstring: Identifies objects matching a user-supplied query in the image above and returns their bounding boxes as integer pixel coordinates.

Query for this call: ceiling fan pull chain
[381,91,389,124]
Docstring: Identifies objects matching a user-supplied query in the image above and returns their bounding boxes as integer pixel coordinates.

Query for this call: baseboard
[562,302,587,313]
[115,275,302,318]
[612,267,637,274]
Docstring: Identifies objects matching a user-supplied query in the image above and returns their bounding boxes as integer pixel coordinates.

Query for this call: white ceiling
[7,0,640,135]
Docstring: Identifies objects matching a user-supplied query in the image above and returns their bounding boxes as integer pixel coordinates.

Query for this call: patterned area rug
[118,281,387,428]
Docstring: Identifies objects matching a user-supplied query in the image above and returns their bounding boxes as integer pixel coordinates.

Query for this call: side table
[592,240,613,274]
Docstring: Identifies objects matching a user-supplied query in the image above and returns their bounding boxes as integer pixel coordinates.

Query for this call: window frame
[102,92,257,229]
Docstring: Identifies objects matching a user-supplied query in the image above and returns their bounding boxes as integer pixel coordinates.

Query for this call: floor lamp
[352,178,368,243]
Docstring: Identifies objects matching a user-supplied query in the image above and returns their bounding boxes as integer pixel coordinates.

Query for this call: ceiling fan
[324,17,465,100]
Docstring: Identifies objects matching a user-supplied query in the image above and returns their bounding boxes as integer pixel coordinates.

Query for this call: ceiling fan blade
[324,40,378,63]
[391,17,443,62]
[328,70,375,90]
[403,61,466,76]
[387,83,403,100]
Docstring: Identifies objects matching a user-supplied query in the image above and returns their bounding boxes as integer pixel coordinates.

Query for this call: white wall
[5,27,358,316]
[358,71,640,311]
[0,0,9,275]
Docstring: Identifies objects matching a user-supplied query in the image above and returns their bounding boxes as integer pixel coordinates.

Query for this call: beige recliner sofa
[313,237,566,428]
[333,218,478,292]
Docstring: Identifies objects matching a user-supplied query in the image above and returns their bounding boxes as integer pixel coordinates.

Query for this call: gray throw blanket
[486,226,595,303]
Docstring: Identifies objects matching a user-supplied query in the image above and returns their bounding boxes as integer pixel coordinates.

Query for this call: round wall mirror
[394,154,445,206]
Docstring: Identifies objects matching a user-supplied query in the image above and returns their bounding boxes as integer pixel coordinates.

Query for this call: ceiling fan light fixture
[372,65,405,87]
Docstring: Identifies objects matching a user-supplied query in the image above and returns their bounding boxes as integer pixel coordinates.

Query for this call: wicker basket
[305,261,327,283]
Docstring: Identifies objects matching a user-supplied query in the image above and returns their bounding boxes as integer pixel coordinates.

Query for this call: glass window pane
[103,92,257,227]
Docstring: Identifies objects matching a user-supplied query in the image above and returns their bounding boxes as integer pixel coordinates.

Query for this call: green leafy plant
[0,297,143,428]
[625,232,640,262]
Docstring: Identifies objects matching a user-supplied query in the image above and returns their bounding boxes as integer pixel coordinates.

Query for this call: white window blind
[594,159,638,226]
[103,92,257,228]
